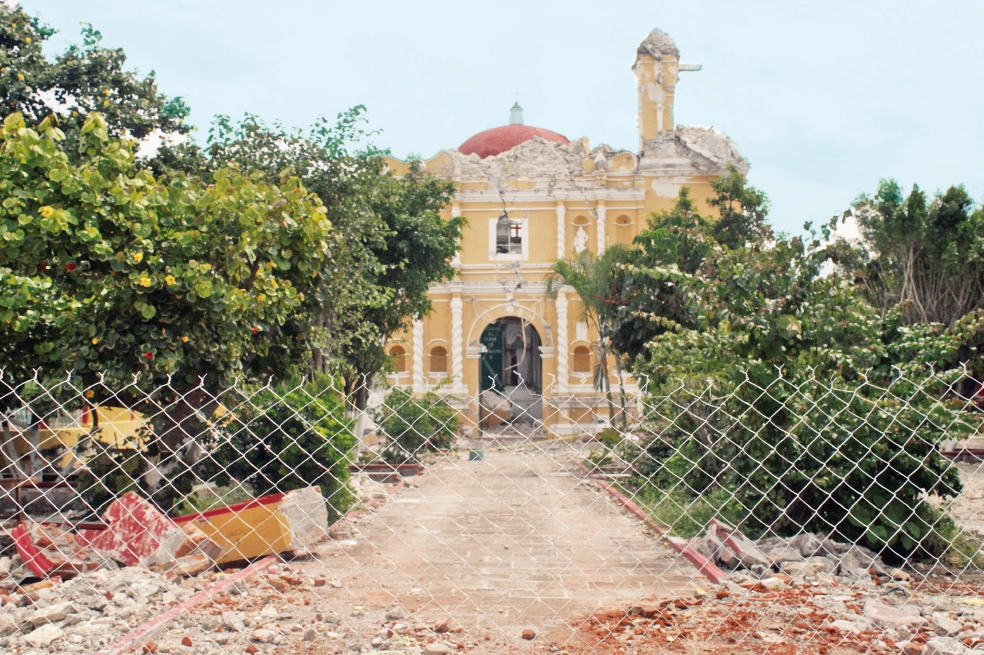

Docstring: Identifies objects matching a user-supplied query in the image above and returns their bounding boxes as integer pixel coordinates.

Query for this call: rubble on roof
[642,125,749,174]
[636,28,680,60]
[426,124,745,190]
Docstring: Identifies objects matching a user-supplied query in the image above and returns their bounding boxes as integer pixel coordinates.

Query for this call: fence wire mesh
[0,370,983,655]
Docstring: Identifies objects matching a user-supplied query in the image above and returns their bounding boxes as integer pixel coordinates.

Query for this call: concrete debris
[637,28,679,60]
[479,390,512,428]
[692,519,893,581]
[425,119,746,198]
[347,473,390,506]
[709,518,771,569]
[273,486,330,553]
[924,636,970,655]
[640,125,749,174]
[863,598,927,629]
[77,491,179,567]
[0,566,188,652]
[11,523,101,579]
[173,486,329,563]
[575,567,984,655]
[934,614,966,637]
[385,605,407,621]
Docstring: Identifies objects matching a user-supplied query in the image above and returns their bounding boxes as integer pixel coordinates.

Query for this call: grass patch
[619,481,742,539]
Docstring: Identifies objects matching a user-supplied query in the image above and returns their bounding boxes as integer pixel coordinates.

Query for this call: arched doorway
[479,317,542,424]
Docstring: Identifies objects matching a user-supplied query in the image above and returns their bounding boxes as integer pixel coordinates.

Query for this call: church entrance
[478,317,542,426]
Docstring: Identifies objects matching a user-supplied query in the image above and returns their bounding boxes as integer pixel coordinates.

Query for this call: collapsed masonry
[423,127,748,196]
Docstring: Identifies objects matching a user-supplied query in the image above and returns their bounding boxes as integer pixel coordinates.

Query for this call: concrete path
[311,446,699,646]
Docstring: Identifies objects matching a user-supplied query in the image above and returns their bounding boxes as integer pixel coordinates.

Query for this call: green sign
[479,322,503,392]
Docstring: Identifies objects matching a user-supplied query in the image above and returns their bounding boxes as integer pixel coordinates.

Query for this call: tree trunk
[598,342,615,425]
[613,351,629,429]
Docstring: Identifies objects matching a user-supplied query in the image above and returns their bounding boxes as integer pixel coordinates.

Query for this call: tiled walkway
[316,447,698,642]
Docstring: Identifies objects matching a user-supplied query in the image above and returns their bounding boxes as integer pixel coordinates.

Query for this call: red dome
[459,124,570,159]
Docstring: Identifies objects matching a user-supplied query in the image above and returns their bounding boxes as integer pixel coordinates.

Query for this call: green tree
[375,388,459,465]
[0,112,334,454]
[708,165,772,249]
[201,113,464,407]
[608,170,772,361]
[831,180,984,328]
[626,214,973,553]
[194,377,356,520]
[547,245,633,424]
[0,5,189,160]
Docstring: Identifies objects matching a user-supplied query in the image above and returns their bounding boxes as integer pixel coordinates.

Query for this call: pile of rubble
[0,485,337,653]
[567,563,984,655]
[558,517,984,655]
[689,519,892,580]
[348,472,393,507]
[0,565,192,653]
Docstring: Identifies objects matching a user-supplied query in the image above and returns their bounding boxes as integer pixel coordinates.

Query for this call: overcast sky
[18,0,984,235]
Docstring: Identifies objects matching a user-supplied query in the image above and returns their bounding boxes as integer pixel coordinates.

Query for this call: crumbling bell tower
[633,29,701,148]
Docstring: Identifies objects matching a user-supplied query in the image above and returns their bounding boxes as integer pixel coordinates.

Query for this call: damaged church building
[381,29,747,434]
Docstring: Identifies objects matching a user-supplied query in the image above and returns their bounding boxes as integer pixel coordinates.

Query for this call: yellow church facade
[382,29,747,434]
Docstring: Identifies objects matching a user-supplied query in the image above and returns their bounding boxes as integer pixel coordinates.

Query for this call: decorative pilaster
[412,318,424,393]
[596,200,607,253]
[556,200,567,260]
[451,294,463,393]
[555,290,569,393]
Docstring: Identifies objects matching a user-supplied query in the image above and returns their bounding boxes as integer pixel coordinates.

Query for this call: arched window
[390,346,407,373]
[572,345,591,374]
[429,346,448,374]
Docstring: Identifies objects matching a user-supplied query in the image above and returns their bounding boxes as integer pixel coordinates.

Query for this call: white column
[596,200,607,253]
[556,290,569,393]
[451,294,463,393]
[412,318,424,393]
[556,200,566,260]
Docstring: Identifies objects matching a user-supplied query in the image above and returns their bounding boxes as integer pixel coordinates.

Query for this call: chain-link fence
[1,369,983,655]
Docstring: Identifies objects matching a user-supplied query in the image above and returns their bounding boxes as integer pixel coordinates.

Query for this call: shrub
[194,376,356,522]
[376,388,459,465]
[635,372,967,551]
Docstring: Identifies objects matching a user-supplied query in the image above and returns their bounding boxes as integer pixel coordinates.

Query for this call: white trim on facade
[487,217,529,261]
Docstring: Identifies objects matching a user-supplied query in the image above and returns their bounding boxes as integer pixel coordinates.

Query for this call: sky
[18,0,984,236]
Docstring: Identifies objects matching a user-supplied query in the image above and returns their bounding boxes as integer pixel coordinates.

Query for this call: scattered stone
[25,623,63,648]
[900,641,924,655]
[0,614,18,636]
[780,560,828,578]
[864,599,927,629]
[829,619,862,634]
[924,636,969,655]
[789,533,824,558]
[434,618,451,633]
[222,611,246,632]
[522,628,536,640]
[762,546,804,567]
[425,643,451,654]
[385,605,407,620]
[30,601,72,627]
[252,628,276,643]
[302,628,317,641]
[934,615,965,637]
[181,635,193,646]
